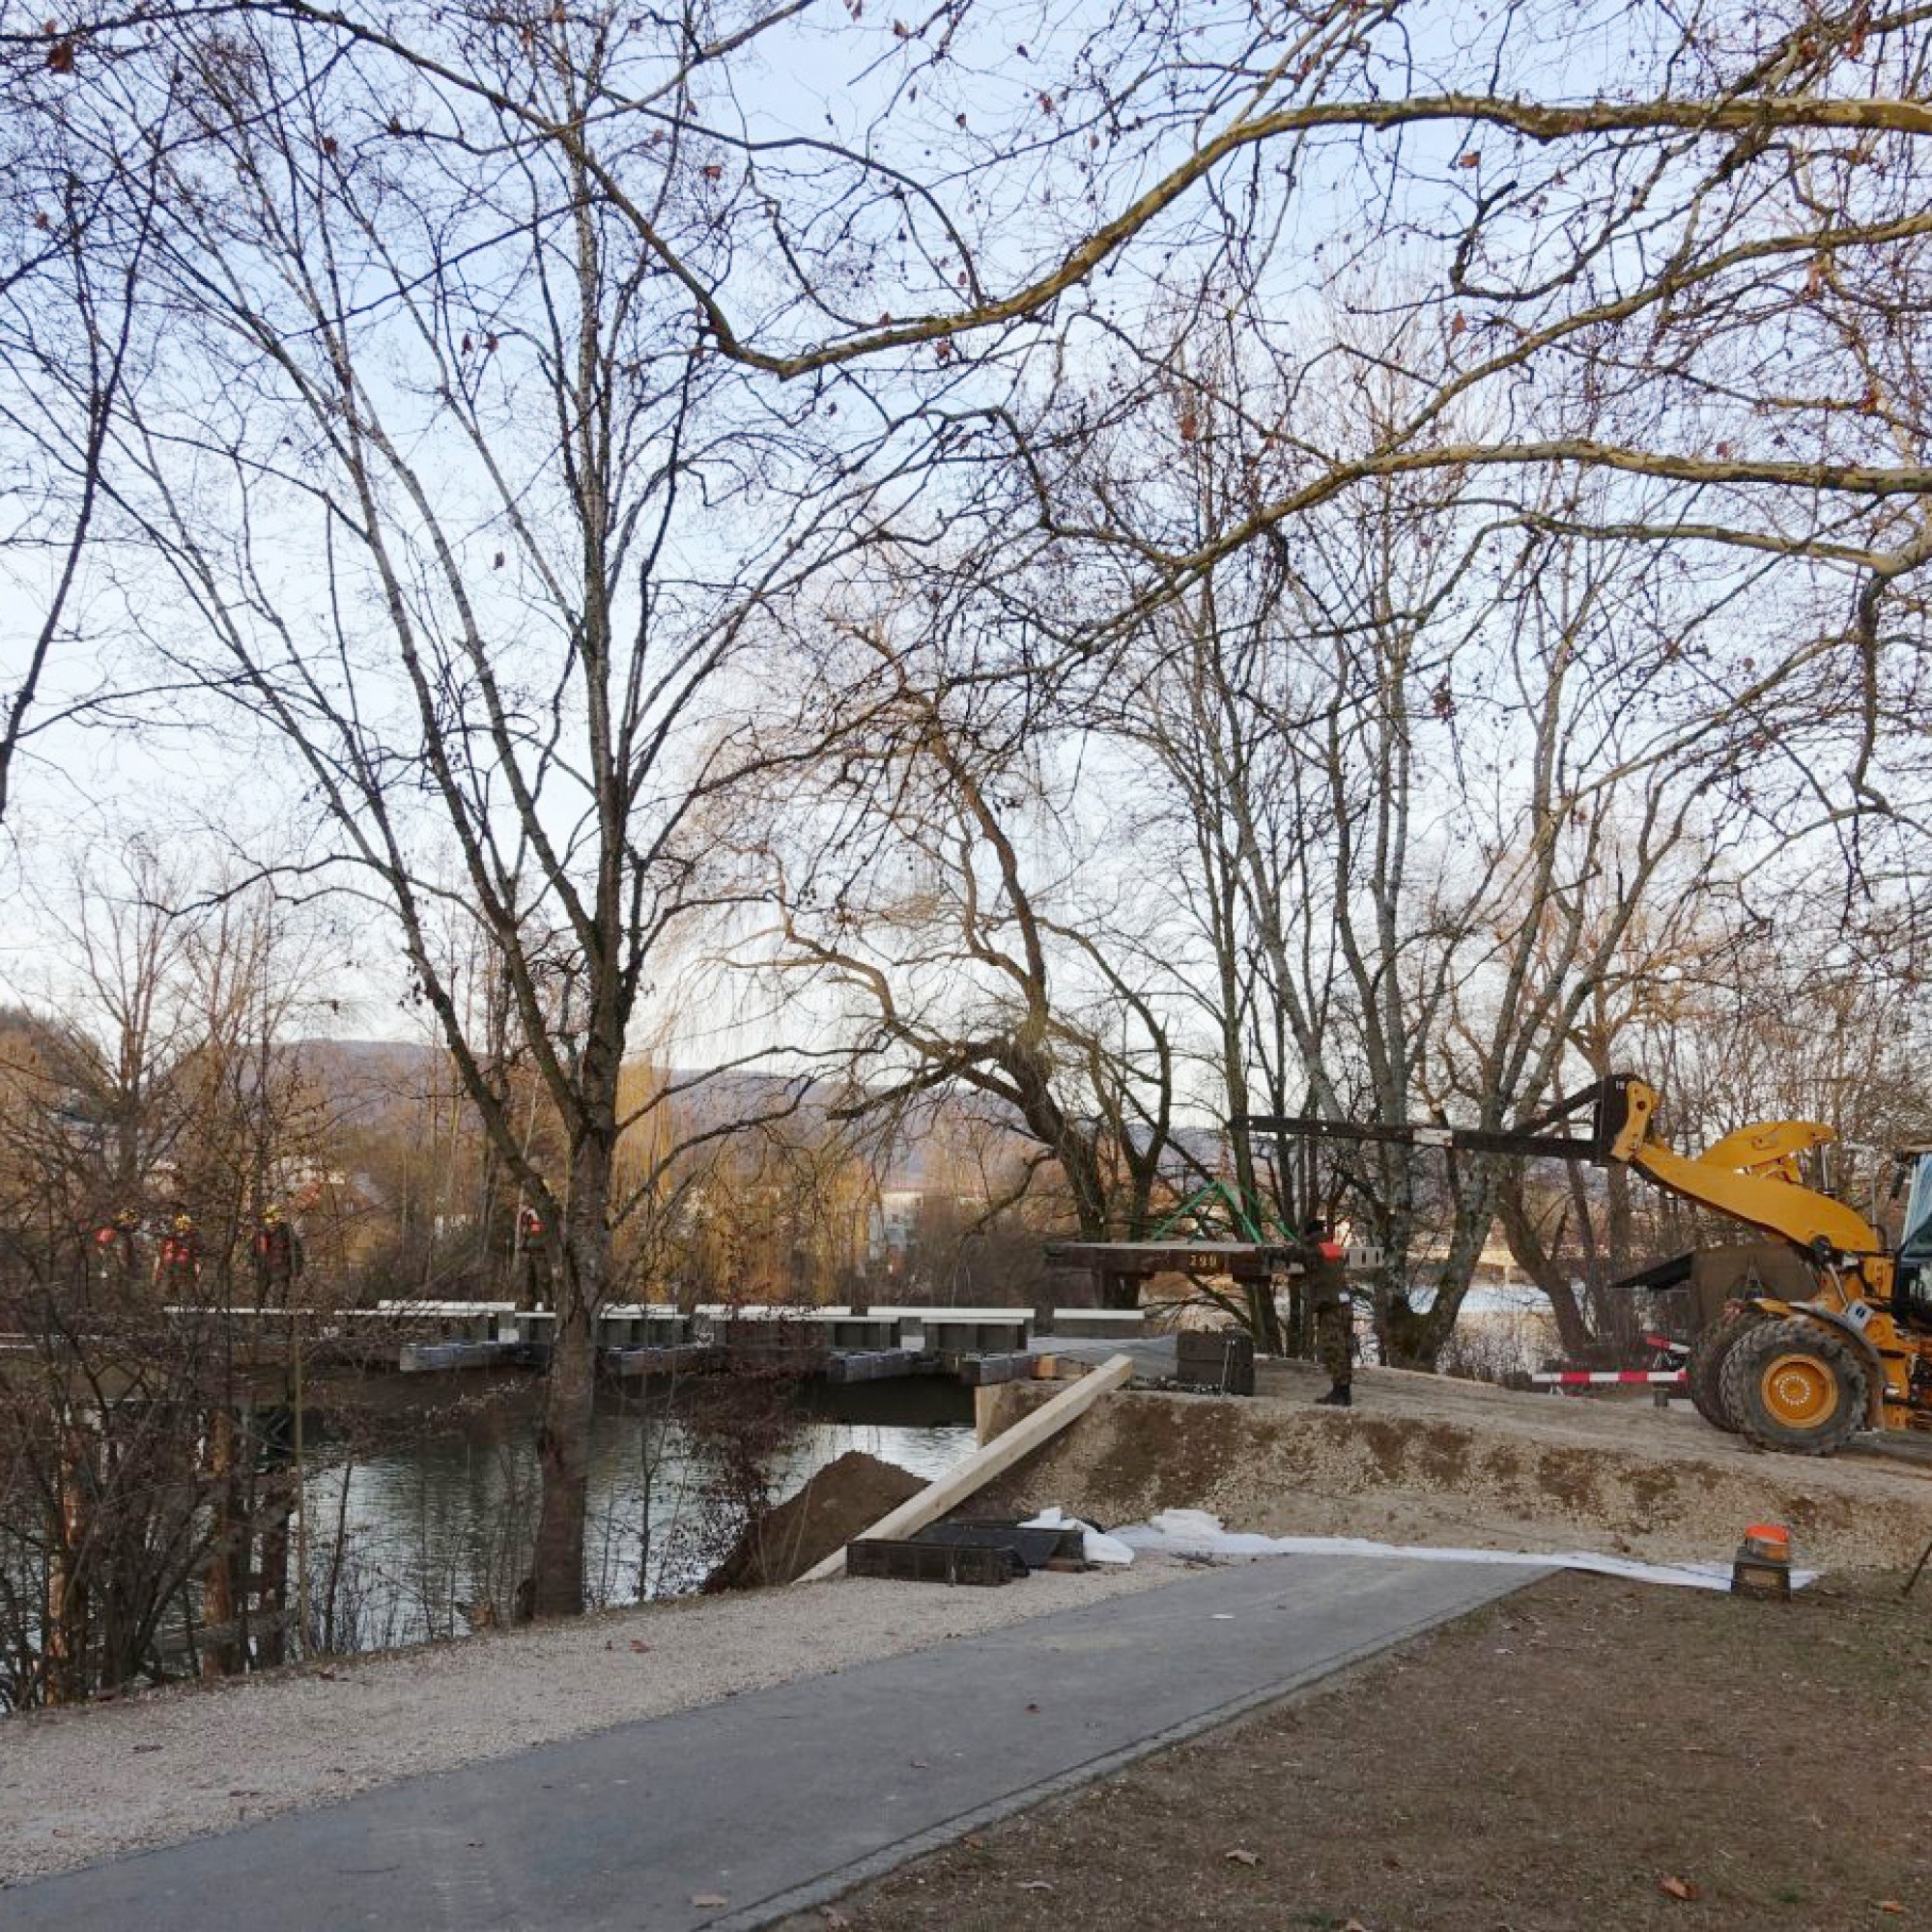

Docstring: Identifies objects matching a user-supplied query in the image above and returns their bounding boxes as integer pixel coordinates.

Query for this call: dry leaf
[1659,1876,1699,1902]
[822,1912,852,1929]
[963,1835,985,1850]
[692,1893,728,1909]
[1344,1919,1373,1931]
[1016,1879,1054,1892]
[1877,1905,1905,1917]
[1225,1848,1261,1866]
[630,1639,650,1653]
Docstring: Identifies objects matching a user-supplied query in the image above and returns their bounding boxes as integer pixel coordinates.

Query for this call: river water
[299,1403,976,1653]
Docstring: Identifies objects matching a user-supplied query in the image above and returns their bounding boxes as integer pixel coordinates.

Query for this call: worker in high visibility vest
[156,1211,202,1291]
[1303,1216,1352,1408]
[92,1207,142,1284]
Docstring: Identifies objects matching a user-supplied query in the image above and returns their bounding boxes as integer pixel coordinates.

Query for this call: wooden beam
[798,1352,1134,1583]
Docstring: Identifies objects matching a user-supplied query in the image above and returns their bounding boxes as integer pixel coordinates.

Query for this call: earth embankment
[975,1363,1932,1569]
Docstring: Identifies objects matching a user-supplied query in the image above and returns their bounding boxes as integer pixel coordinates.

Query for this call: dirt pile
[705,1450,924,1590]
[973,1370,1932,1570]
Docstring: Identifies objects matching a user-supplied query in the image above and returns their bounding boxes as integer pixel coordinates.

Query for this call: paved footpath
[5,1556,1531,1931]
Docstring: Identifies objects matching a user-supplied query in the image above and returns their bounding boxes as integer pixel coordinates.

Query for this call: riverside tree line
[1,0,1929,1647]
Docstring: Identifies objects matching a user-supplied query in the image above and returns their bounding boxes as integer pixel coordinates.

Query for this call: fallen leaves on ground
[1224,1847,1261,1866]
[1660,1875,1700,1902]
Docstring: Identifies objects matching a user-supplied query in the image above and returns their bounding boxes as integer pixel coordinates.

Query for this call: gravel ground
[0,1558,1181,1887]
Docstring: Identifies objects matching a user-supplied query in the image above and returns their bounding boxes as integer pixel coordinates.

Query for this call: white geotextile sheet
[1111,1508,1818,1593]
[1019,1507,1137,1567]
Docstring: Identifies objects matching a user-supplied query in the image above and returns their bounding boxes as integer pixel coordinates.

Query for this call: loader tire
[1687,1307,1761,1433]
[1719,1316,1868,1456]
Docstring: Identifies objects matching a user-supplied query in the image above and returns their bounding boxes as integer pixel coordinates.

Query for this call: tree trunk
[1493,1174,1592,1358]
[201,1406,238,1677]
[1401,1167,1498,1368]
[1589,1163,1641,1354]
[44,1423,90,1707]
[526,1133,612,1619]
[1245,1275,1285,1353]
[528,1298,595,1618]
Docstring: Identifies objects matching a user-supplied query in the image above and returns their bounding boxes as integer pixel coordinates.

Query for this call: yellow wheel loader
[1240,1077,1932,1456]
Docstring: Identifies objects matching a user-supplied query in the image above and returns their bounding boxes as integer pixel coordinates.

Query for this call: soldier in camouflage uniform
[1303,1217,1352,1408]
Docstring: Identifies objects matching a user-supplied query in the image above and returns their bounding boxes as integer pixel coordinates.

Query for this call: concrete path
[4,1556,1531,1931]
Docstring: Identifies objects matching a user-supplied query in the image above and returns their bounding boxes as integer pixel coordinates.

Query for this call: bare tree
[100,13,845,1615]
[0,863,329,1703]
[755,611,1182,1271]
[1069,312,1770,1362]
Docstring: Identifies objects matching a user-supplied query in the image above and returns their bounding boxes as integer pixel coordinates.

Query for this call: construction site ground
[787,1564,1932,1932]
[975,1354,1932,1572]
[15,1355,1932,1922]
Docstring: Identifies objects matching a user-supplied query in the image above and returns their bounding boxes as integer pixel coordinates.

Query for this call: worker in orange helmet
[1303,1215,1352,1408]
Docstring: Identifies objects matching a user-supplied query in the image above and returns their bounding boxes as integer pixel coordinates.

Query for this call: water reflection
[302,1407,974,1653]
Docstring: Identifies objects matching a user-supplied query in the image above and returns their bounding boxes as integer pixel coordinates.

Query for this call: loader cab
[1890,1147,1932,1314]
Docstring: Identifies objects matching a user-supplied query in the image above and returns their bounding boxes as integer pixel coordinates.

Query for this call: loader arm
[1239,1073,1886,1261]
[1626,1139,1882,1259]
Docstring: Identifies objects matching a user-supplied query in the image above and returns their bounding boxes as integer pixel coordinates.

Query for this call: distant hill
[287,1037,443,1127]
[284,1037,1231,1191]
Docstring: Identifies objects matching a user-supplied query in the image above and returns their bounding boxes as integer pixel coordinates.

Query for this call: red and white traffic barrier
[1530,1369,1688,1387]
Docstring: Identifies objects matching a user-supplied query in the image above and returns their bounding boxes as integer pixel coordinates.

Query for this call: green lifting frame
[1148,1177,1294,1247]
